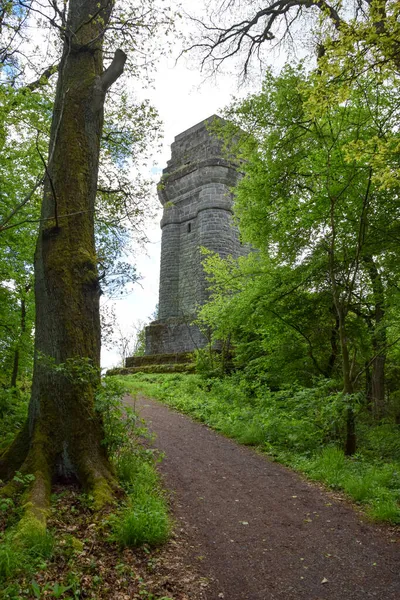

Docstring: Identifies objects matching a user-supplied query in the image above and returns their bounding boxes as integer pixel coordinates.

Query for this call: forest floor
[124,394,400,600]
[0,478,207,600]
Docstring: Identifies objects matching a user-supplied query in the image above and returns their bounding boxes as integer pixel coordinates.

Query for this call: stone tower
[145,115,243,355]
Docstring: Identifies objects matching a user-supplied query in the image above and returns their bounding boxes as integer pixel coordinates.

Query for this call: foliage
[0,388,29,453]
[193,347,227,378]
[0,524,55,585]
[110,455,170,547]
[195,63,400,455]
[95,378,170,547]
[95,377,150,460]
[116,373,400,523]
[0,83,47,388]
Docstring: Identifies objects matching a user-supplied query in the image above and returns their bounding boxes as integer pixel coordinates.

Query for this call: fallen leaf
[321,577,329,584]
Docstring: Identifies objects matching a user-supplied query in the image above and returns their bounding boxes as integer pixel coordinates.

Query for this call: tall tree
[0,0,170,533]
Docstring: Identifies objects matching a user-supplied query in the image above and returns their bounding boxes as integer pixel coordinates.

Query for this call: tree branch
[188,0,345,75]
[100,49,127,92]
[25,63,59,92]
[0,175,44,233]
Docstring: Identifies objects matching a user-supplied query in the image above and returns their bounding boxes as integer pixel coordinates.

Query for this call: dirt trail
[125,395,399,600]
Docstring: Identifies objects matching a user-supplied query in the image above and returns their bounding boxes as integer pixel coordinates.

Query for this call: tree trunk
[365,361,372,410]
[336,307,356,456]
[0,0,126,521]
[326,309,339,378]
[10,286,30,389]
[363,256,386,420]
[328,211,357,456]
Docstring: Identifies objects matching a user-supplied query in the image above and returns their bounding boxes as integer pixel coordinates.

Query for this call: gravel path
[125,394,400,600]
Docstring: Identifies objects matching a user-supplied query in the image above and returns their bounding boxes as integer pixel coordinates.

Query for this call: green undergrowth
[0,523,54,585]
[0,388,29,453]
[96,378,170,548]
[114,372,400,524]
[0,378,171,597]
[110,454,170,547]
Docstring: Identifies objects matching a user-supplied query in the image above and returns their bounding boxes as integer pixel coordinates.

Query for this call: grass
[0,483,188,600]
[115,372,400,524]
[114,491,170,547]
[111,453,170,548]
[0,525,54,585]
[299,447,400,522]
[0,539,24,582]
[368,498,400,522]
[19,522,55,559]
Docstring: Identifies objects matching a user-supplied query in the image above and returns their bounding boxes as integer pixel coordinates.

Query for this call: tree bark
[0,0,126,518]
[328,199,356,456]
[326,309,339,378]
[336,306,356,456]
[10,285,30,389]
[363,256,386,420]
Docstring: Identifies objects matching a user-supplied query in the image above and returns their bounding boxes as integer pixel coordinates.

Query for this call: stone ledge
[125,352,193,368]
[106,363,195,376]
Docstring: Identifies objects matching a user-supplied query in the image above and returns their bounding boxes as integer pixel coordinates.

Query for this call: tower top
[164,114,228,176]
[174,114,223,142]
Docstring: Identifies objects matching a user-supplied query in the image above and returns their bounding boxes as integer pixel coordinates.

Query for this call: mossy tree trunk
[0,0,126,523]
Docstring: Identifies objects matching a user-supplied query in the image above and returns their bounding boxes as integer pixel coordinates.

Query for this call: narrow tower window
[187,222,192,233]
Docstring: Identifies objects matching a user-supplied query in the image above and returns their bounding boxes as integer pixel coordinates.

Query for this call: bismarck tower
[145,115,244,356]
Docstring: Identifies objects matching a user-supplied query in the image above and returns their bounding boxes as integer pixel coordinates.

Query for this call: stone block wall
[145,320,207,355]
[142,115,246,357]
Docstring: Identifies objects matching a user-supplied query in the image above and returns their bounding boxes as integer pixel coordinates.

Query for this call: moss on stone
[106,363,195,376]
[125,352,194,368]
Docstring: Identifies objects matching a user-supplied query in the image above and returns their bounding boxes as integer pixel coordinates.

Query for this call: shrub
[359,424,400,462]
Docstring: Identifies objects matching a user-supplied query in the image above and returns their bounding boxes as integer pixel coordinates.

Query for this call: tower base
[145,318,207,355]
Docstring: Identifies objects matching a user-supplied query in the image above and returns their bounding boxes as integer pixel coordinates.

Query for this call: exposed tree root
[1,421,119,539]
[77,452,120,510]
[6,427,52,536]
[18,473,51,537]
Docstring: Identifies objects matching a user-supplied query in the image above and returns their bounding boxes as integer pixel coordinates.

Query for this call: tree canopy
[198,61,400,453]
